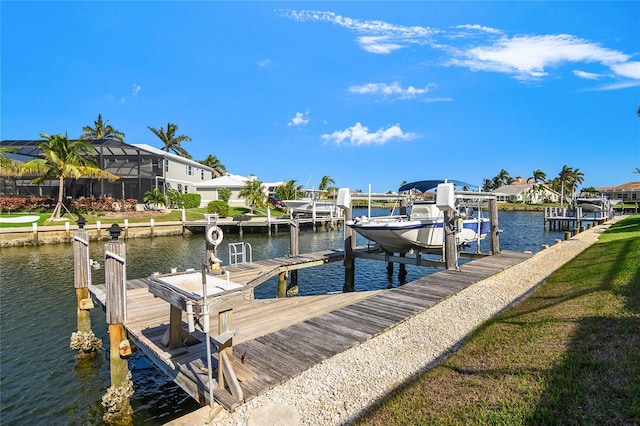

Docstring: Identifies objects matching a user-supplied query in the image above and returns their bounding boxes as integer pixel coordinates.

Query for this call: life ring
[206,225,223,246]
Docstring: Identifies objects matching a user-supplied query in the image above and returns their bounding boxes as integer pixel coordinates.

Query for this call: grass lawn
[355,215,640,425]
[0,206,289,228]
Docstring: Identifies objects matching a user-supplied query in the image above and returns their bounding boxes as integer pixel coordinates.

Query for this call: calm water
[0,210,564,424]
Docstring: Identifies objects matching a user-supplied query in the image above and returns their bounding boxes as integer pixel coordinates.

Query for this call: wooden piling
[32,222,38,244]
[343,206,355,292]
[288,219,299,296]
[443,210,457,270]
[488,198,500,255]
[70,216,102,356]
[102,223,133,422]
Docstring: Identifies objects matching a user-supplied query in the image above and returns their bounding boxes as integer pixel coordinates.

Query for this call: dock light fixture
[109,223,122,241]
[77,215,86,229]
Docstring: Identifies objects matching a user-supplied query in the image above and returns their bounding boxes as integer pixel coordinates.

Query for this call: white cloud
[288,110,310,127]
[357,36,403,54]
[281,9,437,54]
[322,122,416,146]
[573,70,602,80]
[349,81,437,99]
[282,9,640,88]
[258,59,271,68]
[454,24,502,34]
[610,61,640,80]
[132,84,141,96]
[453,34,632,81]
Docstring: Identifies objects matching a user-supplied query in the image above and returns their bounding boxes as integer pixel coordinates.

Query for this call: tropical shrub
[218,187,231,203]
[182,193,201,209]
[165,189,184,208]
[0,197,137,213]
[143,188,166,210]
[207,200,229,217]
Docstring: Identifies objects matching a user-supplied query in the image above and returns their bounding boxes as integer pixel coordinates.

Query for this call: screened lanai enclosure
[0,139,165,202]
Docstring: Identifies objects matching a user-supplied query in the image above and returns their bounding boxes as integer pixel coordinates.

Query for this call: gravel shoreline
[181,219,620,426]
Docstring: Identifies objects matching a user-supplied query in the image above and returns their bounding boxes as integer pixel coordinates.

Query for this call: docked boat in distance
[346,180,490,254]
[282,189,337,216]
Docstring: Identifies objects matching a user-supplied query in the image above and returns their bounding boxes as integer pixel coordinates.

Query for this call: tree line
[482,166,592,204]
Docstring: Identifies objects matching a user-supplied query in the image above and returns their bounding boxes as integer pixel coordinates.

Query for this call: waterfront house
[492,179,560,204]
[0,139,214,202]
[195,174,284,208]
[597,181,640,202]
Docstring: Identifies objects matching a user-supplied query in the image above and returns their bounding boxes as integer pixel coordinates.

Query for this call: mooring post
[343,206,356,292]
[287,219,299,296]
[488,197,500,255]
[32,222,38,244]
[70,216,102,356]
[443,210,457,270]
[102,223,133,423]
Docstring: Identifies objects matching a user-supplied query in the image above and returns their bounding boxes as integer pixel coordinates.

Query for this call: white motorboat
[282,189,337,216]
[574,197,610,212]
[346,180,490,254]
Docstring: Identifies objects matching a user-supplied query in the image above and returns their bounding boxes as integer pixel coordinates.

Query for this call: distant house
[492,179,560,203]
[597,182,640,202]
[194,174,283,208]
[0,139,214,202]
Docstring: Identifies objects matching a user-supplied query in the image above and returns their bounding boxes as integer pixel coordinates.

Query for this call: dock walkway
[89,250,532,412]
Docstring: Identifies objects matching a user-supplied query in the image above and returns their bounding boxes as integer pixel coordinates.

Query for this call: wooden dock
[89,249,532,412]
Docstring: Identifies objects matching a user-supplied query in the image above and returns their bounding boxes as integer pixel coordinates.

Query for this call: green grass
[355,215,640,425]
[0,206,289,228]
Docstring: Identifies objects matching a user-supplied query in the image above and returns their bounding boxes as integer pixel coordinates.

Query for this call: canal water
[0,210,566,424]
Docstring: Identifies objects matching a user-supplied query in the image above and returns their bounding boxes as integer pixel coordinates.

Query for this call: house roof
[195,174,252,189]
[492,183,558,196]
[131,143,213,170]
[597,182,640,191]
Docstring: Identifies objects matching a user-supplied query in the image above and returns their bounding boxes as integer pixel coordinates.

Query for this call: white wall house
[132,144,215,195]
[492,182,560,203]
[597,182,640,202]
[195,174,252,207]
[195,175,285,208]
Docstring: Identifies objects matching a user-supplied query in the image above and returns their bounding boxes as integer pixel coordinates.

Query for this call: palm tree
[198,154,226,177]
[557,165,584,206]
[143,188,166,210]
[318,175,335,198]
[81,114,125,142]
[20,134,119,220]
[238,178,266,214]
[0,147,23,176]
[275,179,302,201]
[147,122,192,159]
[529,169,546,183]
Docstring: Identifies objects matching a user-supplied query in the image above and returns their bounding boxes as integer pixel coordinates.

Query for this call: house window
[165,159,169,172]
[201,169,205,180]
[184,185,188,194]
[187,165,193,176]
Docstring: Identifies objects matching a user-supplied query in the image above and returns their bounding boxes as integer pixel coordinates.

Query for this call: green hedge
[206,200,229,217]
[182,193,201,209]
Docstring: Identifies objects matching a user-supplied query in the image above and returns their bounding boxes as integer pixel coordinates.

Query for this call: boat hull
[347,216,490,254]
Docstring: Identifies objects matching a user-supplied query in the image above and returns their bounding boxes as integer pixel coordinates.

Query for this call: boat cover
[398,180,478,192]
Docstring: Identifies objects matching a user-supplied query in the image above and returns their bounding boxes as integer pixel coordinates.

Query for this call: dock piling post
[443,210,457,270]
[101,223,133,423]
[336,189,356,292]
[488,197,500,255]
[32,222,38,244]
[287,219,299,296]
[70,216,102,356]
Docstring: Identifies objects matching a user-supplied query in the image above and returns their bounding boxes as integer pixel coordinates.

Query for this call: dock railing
[228,242,252,266]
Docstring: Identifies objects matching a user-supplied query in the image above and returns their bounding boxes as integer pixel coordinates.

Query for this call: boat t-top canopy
[398,180,478,193]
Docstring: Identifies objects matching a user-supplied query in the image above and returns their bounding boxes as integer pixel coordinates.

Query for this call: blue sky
[2,1,639,193]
